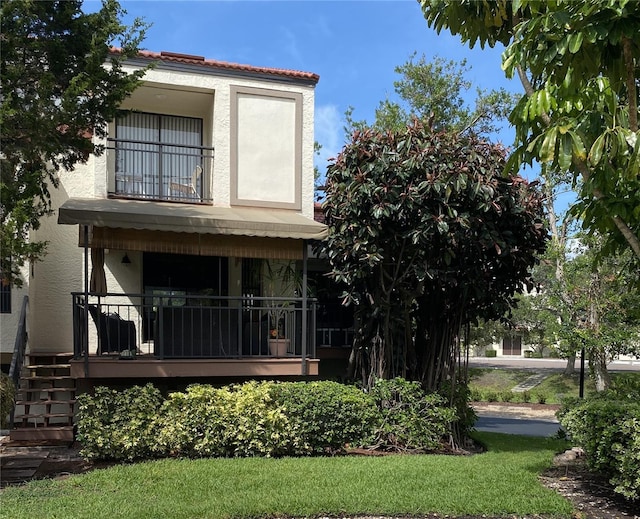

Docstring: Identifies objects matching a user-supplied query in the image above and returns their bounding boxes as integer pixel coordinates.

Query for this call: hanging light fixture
[121,253,131,265]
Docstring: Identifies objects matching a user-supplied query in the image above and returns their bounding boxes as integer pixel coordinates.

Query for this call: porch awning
[58,198,328,240]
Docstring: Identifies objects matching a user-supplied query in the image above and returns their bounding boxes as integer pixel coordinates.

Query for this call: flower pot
[269,338,290,357]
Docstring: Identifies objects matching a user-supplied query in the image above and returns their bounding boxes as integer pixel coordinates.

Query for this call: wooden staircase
[10,353,76,442]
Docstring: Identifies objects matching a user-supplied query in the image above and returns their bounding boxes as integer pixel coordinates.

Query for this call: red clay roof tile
[111,48,319,84]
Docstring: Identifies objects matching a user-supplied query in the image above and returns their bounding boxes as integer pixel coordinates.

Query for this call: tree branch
[622,36,638,132]
[515,65,640,260]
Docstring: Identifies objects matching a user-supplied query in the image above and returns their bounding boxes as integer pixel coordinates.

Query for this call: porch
[72,293,319,378]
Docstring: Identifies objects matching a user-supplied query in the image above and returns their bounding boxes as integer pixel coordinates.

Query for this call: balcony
[70,293,319,379]
[107,137,215,203]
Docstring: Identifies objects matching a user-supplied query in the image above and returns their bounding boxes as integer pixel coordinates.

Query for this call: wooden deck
[69,356,319,378]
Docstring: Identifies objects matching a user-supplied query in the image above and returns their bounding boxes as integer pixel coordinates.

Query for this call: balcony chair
[169,164,202,200]
[86,304,137,355]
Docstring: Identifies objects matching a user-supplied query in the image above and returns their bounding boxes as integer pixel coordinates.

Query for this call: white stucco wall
[22,59,317,354]
[0,265,29,357]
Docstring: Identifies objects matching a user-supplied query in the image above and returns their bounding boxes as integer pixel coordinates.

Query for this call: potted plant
[263,260,301,357]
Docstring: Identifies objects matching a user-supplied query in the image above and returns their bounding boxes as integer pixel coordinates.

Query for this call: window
[0,280,10,314]
[112,113,205,201]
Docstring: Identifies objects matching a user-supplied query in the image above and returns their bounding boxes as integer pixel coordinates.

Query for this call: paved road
[469,356,640,371]
[475,415,563,437]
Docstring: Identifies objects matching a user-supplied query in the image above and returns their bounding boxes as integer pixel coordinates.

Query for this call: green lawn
[470,368,640,404]
[0,433,574,519]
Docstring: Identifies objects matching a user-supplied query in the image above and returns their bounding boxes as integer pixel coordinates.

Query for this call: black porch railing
[71,293,317,361]
[107,138,215,203]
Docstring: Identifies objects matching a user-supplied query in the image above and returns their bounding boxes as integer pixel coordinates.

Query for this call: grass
[469,368,533,391]
[0,433,573,519]
[470,368,640,404]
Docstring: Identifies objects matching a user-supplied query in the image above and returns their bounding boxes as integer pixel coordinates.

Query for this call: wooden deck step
[17,386,76,393]
[10,426,74,442]
[20,376,73,382]
[11,353,76,444]
[15,400,76,406]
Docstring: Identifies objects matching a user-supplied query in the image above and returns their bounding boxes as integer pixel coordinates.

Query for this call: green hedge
[270,381,379,454]
[76,384,164,461]
[558,397,640,501]
[368,378,456,452]
[77,379,458,461]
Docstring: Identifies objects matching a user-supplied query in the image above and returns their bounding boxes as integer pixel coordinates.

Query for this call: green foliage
[78,380,382,460]
[156,384,235,458]
[484,391,498,403]
[0,0,149,286]
[0,373,15,428]
[367,378,456,452]
[156,382,297,458]
[322,120,547,392]
[606,373,640,400]
[345,54,516,138]
[76,384,164,461]
[419,0,640,261]
[558,397,640,500]
[499,390,514,403]
[271,381,379,454]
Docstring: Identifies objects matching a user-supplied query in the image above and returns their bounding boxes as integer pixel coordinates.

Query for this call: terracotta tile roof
[110,48,319,84]
[314,202,325,224]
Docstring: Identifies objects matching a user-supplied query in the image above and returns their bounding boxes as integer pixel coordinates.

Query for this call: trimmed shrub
[0,373,15,428]
[270,381,379,454]
[499,390,514,403]
[484,390,498,402]
[158,382,297,458]
[558,398,640,501]
[367,378,456,452]
[76,384,164,461]
[156,384,232,458]
[469,387,483,402]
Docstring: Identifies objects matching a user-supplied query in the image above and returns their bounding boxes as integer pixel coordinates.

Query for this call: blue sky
[90,0,529,178]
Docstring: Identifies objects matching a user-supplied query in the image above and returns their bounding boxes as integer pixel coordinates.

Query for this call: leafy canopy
[345,54,516,139]
[0,0,149,286]
[419,0,640,262]
[322,121,547,392]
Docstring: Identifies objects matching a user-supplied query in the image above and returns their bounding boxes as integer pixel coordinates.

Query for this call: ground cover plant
[0,432,574,519]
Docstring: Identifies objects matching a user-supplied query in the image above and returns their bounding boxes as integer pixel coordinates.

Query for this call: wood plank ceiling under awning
[58,198,328,260]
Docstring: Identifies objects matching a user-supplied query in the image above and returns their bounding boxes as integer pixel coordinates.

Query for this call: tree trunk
[590,349,611,392]
[563,352,576,375]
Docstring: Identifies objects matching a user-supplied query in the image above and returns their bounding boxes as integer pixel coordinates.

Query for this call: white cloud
[314,104,343,178]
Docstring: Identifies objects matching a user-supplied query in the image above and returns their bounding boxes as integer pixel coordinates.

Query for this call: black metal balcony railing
[72,293,317,361]
[107,138,215,203]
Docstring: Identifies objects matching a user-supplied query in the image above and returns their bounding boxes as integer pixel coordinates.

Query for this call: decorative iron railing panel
[71,293,317,361]
[107,138,215,203]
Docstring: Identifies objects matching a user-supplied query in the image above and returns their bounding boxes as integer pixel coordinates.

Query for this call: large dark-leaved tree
[322,121,547,403]
[0,0,148,286]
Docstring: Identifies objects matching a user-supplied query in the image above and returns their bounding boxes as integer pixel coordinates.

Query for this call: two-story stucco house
[3,49,328,440]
